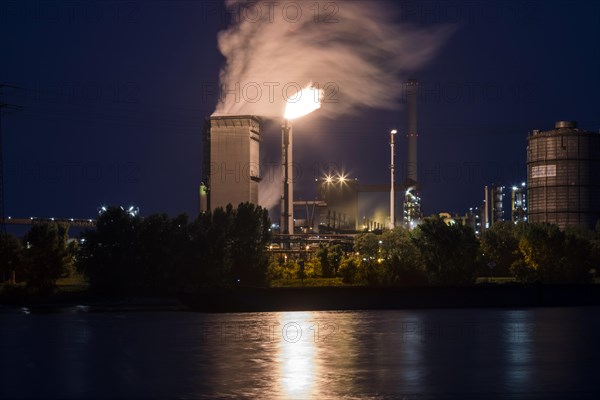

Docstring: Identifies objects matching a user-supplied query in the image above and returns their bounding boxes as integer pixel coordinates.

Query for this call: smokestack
[390,129,397,229]
[280,120,294,239]
[406,79,418,185]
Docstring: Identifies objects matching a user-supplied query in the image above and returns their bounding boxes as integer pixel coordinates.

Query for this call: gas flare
[214,0,454,118]
[283,84,323,120]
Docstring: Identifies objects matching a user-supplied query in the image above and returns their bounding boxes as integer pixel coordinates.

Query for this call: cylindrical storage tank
[527,121,600,230]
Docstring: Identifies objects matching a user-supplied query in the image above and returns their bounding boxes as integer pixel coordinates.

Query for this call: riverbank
[0,286,186,312]
[3,284,600,313]
[181,284,600,312]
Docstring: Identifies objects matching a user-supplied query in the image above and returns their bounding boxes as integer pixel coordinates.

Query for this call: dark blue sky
[1,0,599,224]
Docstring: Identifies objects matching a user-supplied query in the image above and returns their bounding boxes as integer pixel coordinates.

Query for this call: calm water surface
[1,307,600,399]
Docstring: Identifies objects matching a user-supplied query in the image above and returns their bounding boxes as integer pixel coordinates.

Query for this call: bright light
[512,186,518,191]
[277,312,317,398]
[391,129,397,134]
[325,174,333,184]
[284,83,323,120]
[125,206,139,217]
[337,173,348,184]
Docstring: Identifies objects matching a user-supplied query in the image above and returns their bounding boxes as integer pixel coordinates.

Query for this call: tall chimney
[280,120,294,240]
[390,129,397,229]
[406,79,418,185]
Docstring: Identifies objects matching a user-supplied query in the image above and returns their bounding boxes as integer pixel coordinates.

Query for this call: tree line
[270,217,600,286]
[0,203,271,294]
[0,222,76,293]
[1,211,599,294]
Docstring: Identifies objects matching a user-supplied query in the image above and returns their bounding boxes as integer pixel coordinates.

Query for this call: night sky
[1,0,599,226]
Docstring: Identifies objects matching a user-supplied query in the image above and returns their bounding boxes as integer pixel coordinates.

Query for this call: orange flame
[284,84,323,120]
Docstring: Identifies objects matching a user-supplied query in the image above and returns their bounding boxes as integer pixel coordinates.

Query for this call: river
[1,306,599,399]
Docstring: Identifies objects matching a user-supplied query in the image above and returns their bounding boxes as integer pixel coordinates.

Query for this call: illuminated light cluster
[122,206,139,217]
[98,205,139,217]
[323,172,349,185]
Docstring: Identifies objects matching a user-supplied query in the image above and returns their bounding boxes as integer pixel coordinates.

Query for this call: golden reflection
[276,311,319,398]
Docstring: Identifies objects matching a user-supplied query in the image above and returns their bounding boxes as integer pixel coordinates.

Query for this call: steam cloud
[213,0,454,118]
[259,175,282,216]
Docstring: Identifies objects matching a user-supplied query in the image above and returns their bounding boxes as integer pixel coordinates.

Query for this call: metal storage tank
[527,121,600,230]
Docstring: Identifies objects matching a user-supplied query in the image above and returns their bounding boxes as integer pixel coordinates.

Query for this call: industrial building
[462,185,504,235]
[482,184,505,231]
[315,175,359,231]
[511,183,527,223]
[201,116,262,212]
[461,207,482,235]
[527,121,600,230]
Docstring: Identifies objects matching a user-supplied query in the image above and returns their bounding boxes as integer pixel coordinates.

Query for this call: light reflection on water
[1,307,600,399]
[277,312,318,398]
[502,310,534,392]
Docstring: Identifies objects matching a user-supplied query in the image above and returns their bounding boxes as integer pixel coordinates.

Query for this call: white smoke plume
[213,0,454,118]
[258,168,282,212]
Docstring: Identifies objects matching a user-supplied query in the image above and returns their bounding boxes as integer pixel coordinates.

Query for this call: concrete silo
[202,116,261,212]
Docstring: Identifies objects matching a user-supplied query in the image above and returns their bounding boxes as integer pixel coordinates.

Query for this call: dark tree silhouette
[0,233,22,283]
[78,207,141,295]
[413,216,480,285]
[22,221,72,293]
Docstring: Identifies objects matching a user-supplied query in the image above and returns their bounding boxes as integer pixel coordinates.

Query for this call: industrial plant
[458,120,600,234]
[201,79,426,236]
[200,89,599,239]
[315,174,359,231]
